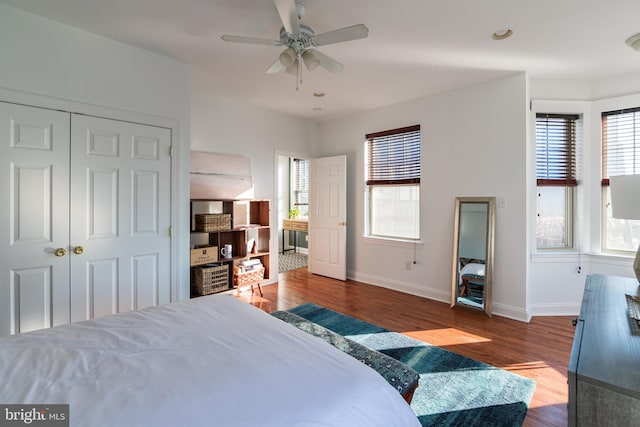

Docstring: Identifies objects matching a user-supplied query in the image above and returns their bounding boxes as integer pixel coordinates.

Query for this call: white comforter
[0,295,419,427]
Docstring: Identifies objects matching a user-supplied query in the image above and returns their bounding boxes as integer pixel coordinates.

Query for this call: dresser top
[574,274,640,398]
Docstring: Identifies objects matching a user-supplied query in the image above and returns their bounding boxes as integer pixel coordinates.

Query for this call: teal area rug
[287,303,536,427]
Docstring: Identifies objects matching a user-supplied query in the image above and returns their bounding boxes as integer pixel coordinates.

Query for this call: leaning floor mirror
[450,197,495,316]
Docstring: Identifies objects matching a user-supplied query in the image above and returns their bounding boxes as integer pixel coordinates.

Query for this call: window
[602,107,640,252]
[365,125,421,240]
[291,158,308,218]
[535,114,579,249]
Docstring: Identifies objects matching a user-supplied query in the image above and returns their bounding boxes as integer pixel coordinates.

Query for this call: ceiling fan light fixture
[279,47,296,67]
[492,29,513,40]
[626,33,640,51]
[302,50,320,71]
[285,59,299,75]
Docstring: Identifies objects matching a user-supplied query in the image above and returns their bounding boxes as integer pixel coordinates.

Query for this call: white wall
[0,4,192,300]
[190,71,315,280]
[315,73,530,321]
[0,5,189,121]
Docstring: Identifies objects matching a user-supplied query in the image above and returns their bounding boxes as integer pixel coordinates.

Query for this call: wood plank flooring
[234,268,574,427]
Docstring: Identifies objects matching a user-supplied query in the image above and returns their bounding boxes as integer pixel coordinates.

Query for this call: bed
[458,260,486,298]
[0,295,419,427]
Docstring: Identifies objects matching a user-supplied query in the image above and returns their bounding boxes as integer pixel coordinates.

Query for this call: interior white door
[308,155,347,280]
[0,102,71,336]
[69,115,172,322]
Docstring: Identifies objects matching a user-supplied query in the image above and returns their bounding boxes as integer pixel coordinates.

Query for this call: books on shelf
[233,224,262,230]
[236,259,263,274]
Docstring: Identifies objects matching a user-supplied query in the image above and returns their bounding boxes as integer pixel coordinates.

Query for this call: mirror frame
[450,197,495,316]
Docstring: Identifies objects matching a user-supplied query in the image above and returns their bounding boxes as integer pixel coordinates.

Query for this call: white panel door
[308,155,347,280]
[0,102,71,336]
[69,115,171,321]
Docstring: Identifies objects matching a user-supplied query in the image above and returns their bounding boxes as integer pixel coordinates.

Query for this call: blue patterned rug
[287,303,536,427]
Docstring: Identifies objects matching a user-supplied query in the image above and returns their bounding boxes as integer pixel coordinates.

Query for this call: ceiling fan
[221,0,369,82]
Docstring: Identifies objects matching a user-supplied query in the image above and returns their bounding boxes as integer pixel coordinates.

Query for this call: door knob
[54,248,67,257]
[73,246,84,255]
[338,221,347,227]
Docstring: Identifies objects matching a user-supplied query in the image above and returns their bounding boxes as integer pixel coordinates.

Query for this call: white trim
[0,85,185,302]
[349,270,450,303]
[587,252,636,266]
[527,302,581,317]
[274,149,312,276]
[530,99,591,113]
[530,252,634,268]
[491,302,531,323]
[363,236,424,248]
[351,270,531,322]
[530,253,583,263]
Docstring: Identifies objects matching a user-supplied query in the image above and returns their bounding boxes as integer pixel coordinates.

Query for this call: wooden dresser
[568,274,640,426]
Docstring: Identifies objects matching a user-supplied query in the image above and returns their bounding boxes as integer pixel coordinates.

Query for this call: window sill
[364,235,423,248]
[530,252,582,263]
[530,251,635,264]
[586,252,636,264]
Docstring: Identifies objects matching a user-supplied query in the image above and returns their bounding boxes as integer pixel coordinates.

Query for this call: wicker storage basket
[194,213,231,232]
[234,266,265,288]
[189,245,218,266]
[192,263,229,295]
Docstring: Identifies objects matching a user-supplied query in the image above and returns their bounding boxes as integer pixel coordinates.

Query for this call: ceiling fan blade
[266,57,285,74]
[274,0,300,36]
[312,24,369,46]
[307,49,344,73]
[221,35,282,46]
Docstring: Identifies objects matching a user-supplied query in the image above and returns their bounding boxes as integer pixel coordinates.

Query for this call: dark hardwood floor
[234,268,574,427]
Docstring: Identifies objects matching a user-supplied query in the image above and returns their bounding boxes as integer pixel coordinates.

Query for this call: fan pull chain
[296,55,302,91]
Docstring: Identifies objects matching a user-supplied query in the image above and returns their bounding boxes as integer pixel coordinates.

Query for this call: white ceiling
[2,0,640,121]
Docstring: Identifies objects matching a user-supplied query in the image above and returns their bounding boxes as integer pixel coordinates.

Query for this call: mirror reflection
[451,197,495,316]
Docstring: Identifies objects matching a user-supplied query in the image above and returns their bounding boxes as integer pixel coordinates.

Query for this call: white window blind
[293,158,308,207]
[602,107,640,185]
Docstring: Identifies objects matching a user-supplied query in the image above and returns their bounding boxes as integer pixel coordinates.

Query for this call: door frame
[274,149,311,274]
[0,87,186,302]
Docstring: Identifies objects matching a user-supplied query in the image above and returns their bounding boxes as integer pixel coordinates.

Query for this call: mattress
[0,295,419,427]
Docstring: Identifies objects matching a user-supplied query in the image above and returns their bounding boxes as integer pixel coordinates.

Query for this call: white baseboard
[348,270,532,323]
[490,303,531,322]
[527,303,581,318]
[349,271,450,304]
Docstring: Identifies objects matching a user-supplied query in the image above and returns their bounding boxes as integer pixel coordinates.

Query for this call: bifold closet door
[69,115,172,322]
[0,102,172,336]
[0,102,71,336]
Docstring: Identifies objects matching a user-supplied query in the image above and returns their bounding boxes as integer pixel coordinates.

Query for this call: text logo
[0,405,68,427]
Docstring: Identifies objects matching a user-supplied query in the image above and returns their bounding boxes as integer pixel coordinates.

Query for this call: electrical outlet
[405,261,412,271]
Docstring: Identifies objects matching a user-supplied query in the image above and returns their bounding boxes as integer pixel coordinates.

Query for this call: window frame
[364,125,421,242]
[290,158,308,218]
[601,107,640,254]
[534,113,579,250]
